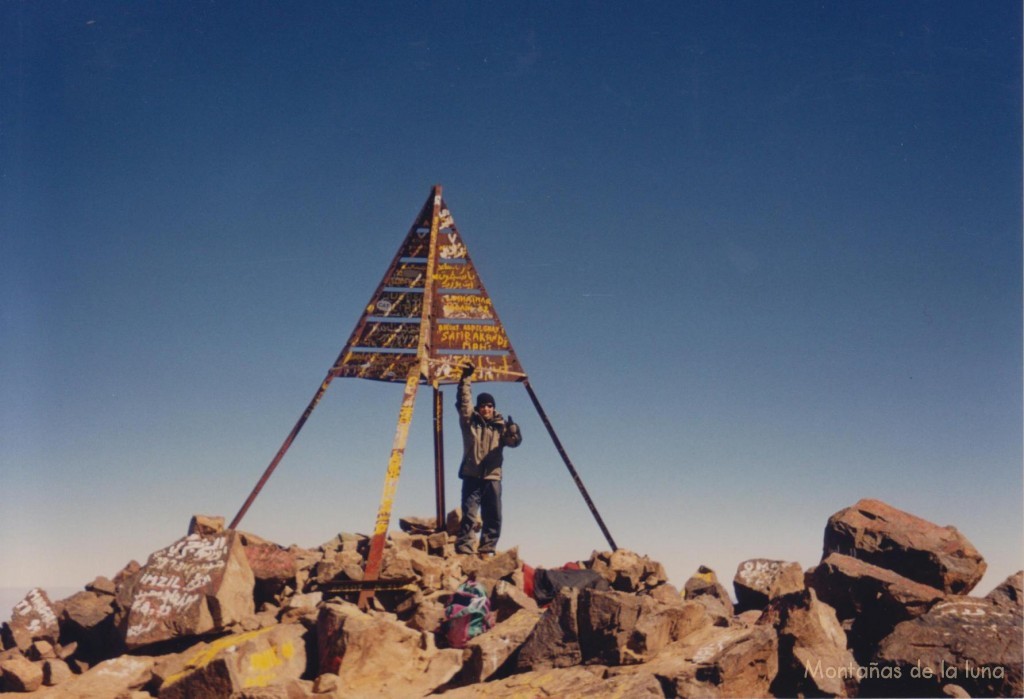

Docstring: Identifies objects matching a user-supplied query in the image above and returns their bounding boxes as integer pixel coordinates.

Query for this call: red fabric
[562,561,582,570]
[445,614,474,649]
[522,563,535,598]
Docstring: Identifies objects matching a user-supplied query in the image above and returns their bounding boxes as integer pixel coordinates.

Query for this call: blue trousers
[457,478,502,554]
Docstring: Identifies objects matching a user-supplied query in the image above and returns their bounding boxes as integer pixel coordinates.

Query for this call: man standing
[455,362,522,555]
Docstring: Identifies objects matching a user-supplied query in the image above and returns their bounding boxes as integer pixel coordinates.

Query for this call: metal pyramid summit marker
[331,187,526,384]
[228,185,616,608]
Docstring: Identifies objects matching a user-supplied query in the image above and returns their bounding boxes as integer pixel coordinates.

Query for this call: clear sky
[2,2,1021,612]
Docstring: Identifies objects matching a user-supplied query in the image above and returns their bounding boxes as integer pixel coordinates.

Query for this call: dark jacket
[457,378,522,480]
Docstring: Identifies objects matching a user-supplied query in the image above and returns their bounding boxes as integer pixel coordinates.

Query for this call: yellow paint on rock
[161,626,275,688]
[242,640,296,688]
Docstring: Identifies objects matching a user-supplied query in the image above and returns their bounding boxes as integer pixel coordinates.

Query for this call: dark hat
[476,392,496,408]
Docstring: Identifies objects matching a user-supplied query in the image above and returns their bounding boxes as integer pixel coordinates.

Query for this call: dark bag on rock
[532,568,610,605]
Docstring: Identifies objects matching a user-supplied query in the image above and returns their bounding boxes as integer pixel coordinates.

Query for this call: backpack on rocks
[441,579,495,648]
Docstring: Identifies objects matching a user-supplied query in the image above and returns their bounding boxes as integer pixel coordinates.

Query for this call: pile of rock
[0,500,1020,698]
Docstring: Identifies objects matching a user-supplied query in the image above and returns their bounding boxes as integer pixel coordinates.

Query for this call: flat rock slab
[35,655,155,698]
[438,665,665,699]
[457,608,542,684]
[123,531,254,649]
[608,622,779,698]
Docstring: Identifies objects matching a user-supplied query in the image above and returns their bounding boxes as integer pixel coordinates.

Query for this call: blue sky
[2,2,1021,609]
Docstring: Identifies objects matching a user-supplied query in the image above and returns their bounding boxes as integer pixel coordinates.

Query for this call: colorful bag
[442,580,495,648]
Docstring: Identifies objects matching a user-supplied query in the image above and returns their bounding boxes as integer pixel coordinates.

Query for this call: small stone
[187,514,225,536]
[86,576,117,596]
[0,655,44,692]
[313,672,341,693]
[43,658,74,686]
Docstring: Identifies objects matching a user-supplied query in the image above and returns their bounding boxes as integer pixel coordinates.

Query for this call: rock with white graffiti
[733,558,805,612]
[34,654,156,697]
[1,588,60,652]
[870,596,1024,698]
[121,531,255,650]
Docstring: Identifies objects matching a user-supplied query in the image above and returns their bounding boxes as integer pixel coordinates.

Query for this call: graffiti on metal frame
[356,321,421,350]
[434,263,480,290]
[438,293,493,319]
[436,323,510,350]
[385,262,426,289]
[371,291,423,318]
[334,193,525,384]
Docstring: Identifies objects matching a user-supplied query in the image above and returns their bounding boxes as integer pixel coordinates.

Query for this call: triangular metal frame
[228,185,617,606]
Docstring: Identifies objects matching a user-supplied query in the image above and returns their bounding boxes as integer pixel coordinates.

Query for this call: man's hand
[503,416,522,446]
[460,361,475,379]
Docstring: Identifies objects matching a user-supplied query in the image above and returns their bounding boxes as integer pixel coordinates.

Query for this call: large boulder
[157,624,308,699]
[515,587,712,672]
[456,608,543,685]
[316,601,462,697]
[764,589,859,697]
[807,552,944,660]
[823,499,986,594]
[513,587,584,671]
[2,588,61,652]
[59,590,117,664]
[121,531,255,649]
[733,559,804,611]
[687,623,779,698]
[871,596,1023,698]
[577,589,710,666]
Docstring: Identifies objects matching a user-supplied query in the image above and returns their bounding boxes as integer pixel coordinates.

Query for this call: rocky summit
[1,502,1021,698]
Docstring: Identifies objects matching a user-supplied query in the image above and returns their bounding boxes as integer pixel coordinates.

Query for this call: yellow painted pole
[358,367,421,608]
[359,185,443,608]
